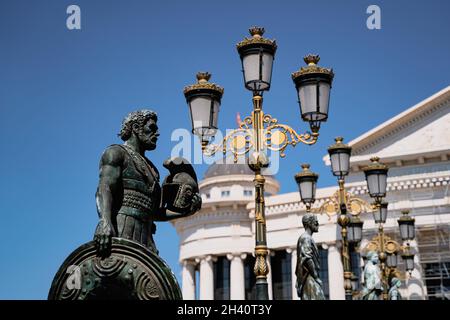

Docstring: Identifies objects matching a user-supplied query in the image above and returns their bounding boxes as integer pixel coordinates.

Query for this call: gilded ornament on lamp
[362,234,401,255]
[385,241,399,254]
[312,190,373,219]
[291,54,334,80]
[362,156,389,172]
[202,109,318,161]
[183,72,224,95]
[236,26,277,51]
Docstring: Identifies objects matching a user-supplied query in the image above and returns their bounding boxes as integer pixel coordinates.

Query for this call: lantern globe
[328,136,352,178]
[236,27,277,93]
[294,164,319,206]
[292,54,334,133]
[184,72,224,142]
[362,157,389,200]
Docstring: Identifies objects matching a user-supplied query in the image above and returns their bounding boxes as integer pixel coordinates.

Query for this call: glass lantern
[236,27,277,93]
[348,216,364,243]
[398,210,415,242]
[291,54,334,133]
[294,164,318,209]
[328,136,352,178]
[362,157,389,201]
[184,72,224,146]
[373,202,388,224]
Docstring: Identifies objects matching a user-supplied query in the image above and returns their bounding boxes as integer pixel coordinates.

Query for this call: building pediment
[324,86,450,169]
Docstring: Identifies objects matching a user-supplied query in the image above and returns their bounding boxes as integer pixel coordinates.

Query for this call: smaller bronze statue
[388,277,402,300]
[361,251,383,300]
[295,213,325,300]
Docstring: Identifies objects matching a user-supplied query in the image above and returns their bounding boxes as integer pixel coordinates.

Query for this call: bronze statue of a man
[49,109,200,300]
[361,251,383,300]
[388,277,402,300]
[94,110,201,257]
[296,213,325,300]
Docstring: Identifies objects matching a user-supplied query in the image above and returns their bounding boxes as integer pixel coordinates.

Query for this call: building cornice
[249,174,450,215]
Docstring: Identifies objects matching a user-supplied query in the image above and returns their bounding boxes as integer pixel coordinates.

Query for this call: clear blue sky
[0,0,449,299]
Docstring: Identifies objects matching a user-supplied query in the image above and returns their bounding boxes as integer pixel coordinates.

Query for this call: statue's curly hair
[302,213,317,228]
[119,109,158,141]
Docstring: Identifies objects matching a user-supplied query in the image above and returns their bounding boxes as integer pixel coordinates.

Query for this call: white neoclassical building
[172,86,450,300]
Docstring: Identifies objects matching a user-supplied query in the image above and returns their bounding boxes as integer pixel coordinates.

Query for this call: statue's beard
[138,131,157,150]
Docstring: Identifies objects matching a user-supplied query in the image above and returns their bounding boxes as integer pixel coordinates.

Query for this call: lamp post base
[255,281,269,300]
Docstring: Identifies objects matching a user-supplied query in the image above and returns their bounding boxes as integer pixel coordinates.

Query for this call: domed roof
[203,157,275,179]
[204,161,253,179]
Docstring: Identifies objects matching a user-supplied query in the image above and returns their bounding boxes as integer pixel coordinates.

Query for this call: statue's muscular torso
[96,144,161,253]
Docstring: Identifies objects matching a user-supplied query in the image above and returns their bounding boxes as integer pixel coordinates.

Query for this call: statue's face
[310,216,319,233]
[137,118,159,151]
[370,253,379,264]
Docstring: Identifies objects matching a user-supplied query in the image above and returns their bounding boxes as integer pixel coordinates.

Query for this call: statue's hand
[94,219,116,258]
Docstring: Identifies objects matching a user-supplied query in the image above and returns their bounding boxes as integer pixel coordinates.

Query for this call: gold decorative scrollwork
[264,115,318,157]
[362,234,401,255]
[203,110,318,161]
[312,190,373,219]
[203,119,254,162]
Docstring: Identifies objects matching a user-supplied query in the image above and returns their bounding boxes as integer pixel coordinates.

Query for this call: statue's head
[302,213,319,233]
[390,277,401,288]
[119,110,159,151]
[367,251,379,264]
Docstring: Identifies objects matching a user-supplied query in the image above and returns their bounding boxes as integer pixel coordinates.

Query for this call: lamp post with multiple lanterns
[183,27,334,300]
[295,138,417,300]
[361,157,416,300]
[327,137,360,300]
[182,26,414,301]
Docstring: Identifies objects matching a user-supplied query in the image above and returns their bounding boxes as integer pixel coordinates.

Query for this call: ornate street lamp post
[184,26,334,300]
[314,137,373,300]
[311,149,416,300]
[327,137,356,300]
[362,158,416,300]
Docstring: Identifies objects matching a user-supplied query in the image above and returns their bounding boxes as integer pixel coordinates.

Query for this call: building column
[227,253,246,300]
[181,260,196,300]
[406,240,426,300]
[267,252,273,300]
[198,255,215,300]
[328,243,345,300]
[287,248,299,300]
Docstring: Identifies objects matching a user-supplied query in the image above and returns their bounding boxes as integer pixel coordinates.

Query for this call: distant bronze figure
[361,251,383,300]
[49,110,201,300]
[296,213,325,300]
[388,277,402,300]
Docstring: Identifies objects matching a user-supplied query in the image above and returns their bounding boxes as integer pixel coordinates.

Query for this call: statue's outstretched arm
[94,146,124,257]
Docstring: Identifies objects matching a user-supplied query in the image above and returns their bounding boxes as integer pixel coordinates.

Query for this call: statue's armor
[113,144,161,253]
